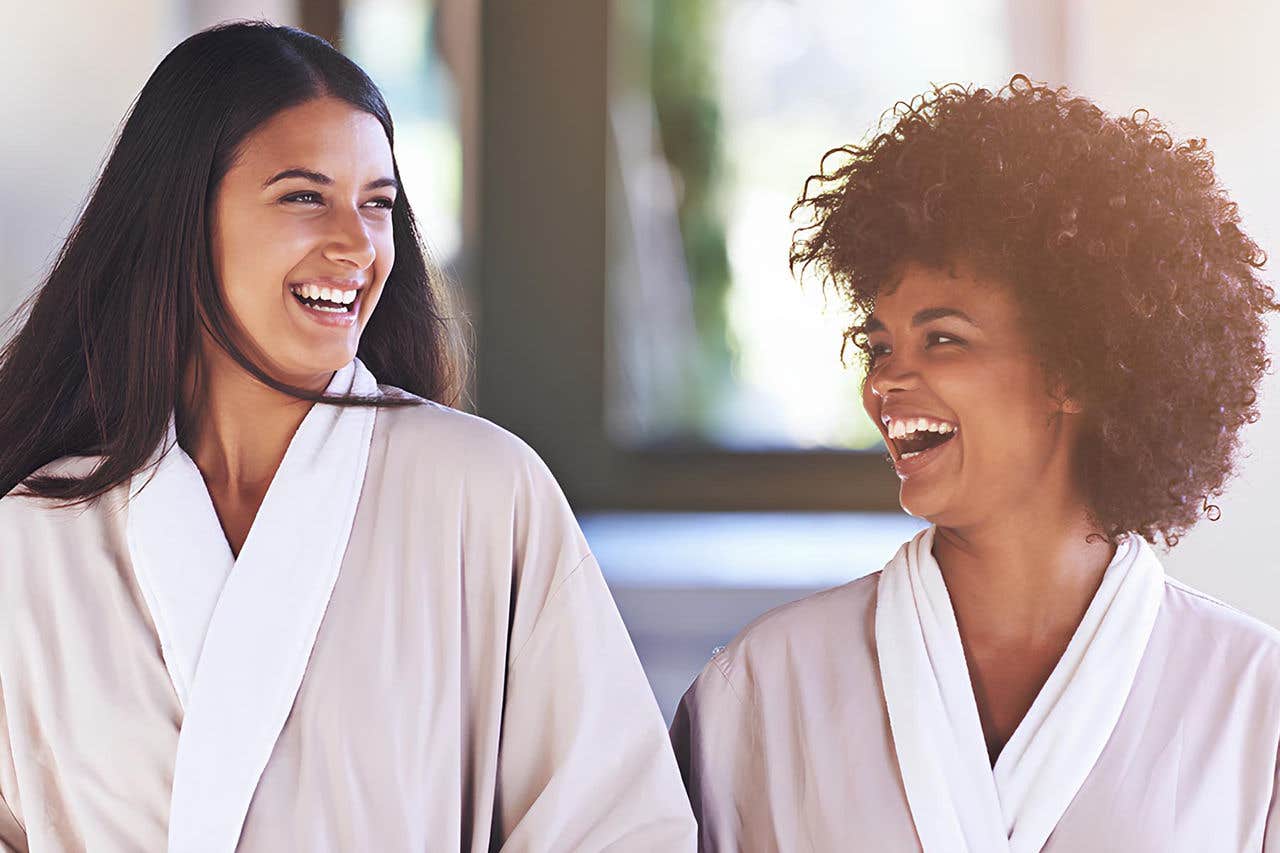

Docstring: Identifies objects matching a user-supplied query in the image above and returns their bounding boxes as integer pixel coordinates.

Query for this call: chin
[302,337,359,365]
[897,483,956,523]
[272,343,358,382]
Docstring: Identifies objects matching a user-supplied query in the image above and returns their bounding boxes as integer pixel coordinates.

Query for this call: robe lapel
[992,534,1163,852]
[876,526,1165,853]
[876,527,1009,853]
[127,417,236,710]
[127,358,379,853]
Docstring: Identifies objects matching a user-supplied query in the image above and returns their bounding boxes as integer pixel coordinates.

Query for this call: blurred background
[5,0,1280,721]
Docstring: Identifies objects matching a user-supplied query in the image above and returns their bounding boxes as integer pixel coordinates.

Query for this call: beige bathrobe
[673,528,1280,852]
[0,359,695,852]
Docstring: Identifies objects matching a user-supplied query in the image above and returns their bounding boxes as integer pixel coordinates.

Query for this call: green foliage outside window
[648,0,733,431]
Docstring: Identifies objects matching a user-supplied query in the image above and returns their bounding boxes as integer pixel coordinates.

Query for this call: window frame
[314,0,1066,512]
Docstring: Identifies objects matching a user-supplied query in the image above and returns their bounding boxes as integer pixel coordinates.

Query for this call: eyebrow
[862,307,980,334]
[262,168,400,193]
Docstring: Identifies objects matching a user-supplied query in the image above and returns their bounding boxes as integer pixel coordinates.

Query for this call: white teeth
[884,416,958,438]
[290,283,360,314]
[291,284,360,306]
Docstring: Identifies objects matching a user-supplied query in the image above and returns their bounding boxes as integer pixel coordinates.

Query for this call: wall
[0,0,298,329]
[1066,0,1280,625]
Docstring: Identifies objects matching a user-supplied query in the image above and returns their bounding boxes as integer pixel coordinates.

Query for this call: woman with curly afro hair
[671,76,1280,851]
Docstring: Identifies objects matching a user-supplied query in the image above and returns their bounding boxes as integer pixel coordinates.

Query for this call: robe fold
[672,526,1280,852]
[0,359,695,852]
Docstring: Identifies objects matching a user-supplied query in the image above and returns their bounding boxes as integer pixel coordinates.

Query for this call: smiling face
[861,260,1085,527]
[207,96,398,386]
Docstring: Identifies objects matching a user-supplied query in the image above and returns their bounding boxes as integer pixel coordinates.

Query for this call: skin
[862,259,1116,764]
[177,96,398,556]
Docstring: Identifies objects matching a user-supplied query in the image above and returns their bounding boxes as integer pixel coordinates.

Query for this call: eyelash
[864,332,964,365]
[282,191,395,209]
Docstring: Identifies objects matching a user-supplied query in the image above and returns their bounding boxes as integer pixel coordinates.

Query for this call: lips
[878,410,960,479]
[890,431,956,479]
[288,281,364,327]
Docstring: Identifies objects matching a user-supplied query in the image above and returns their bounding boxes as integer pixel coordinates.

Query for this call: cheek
[375,231,395,281]
[927,358,1035,445]
[860,373,878,420]
[214,206,306,306]
[363,228,395,310]
[960,378,1058,466]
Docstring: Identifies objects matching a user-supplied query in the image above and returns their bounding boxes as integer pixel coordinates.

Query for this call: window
[609,0,1018,452]
[344,0,466,264]
[406,0,1060,511]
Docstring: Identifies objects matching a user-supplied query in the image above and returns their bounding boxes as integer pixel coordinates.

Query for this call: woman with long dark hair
[0,22,694,851]
[672,77,1280,850]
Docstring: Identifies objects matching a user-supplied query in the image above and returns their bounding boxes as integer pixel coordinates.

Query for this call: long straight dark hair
[0,21,466,505]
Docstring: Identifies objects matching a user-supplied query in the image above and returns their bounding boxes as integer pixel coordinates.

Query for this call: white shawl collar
[126,358,379,852]
[875,525,1164,853]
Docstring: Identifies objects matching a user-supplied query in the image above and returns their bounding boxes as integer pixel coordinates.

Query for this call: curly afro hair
[790,75,1277,546]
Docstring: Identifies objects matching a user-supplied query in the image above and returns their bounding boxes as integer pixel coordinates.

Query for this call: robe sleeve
[493,553,697,851]
[1264,741,1280,851]
[0,804,21,853]
[669,656,755,853]
[0,686,24,852]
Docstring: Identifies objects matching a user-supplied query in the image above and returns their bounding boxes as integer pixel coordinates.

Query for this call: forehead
[868,259,1019,328]
[231,97,394,179]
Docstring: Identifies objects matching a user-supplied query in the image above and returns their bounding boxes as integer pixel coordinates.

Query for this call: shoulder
[1150,576,1280,740]
[372,394,594,647]
[706,573,881,693]
[0,456,119,601]
[0,455,112,524]
[1160,575,1280,661]
[371,391,554,484]
[368,390,578,547]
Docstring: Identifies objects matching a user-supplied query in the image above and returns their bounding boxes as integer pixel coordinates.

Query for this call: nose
[867,353,919,399]
[322,205,377,270]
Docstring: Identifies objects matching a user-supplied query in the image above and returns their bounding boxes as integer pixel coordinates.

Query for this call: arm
[493,555,696,851]
[0,686,25,853]
[1264,741,1280,851]
[669,657,752,853]
[0,799,21,853]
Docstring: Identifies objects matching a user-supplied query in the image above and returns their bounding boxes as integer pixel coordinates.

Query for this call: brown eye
[926,332,964,348]
[282,191,323,205]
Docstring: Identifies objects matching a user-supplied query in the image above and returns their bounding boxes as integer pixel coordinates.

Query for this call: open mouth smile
[881,414,959,477]
[289,281,363,326]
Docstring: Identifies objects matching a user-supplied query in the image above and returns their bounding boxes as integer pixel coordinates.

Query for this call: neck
[932,495,1116,649]
[177,343,331,492]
